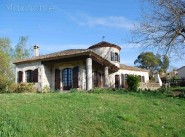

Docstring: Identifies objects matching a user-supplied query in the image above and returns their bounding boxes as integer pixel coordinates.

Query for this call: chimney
[34,45,39,57]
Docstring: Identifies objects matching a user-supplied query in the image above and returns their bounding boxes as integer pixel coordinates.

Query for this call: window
[25,69,38,83]
[115,53,119,61]
[62,68,72,90]
[111,51,120,62]
[26,70,33,83]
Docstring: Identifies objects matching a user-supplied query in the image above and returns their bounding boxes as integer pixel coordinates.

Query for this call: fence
[161,78,185,87]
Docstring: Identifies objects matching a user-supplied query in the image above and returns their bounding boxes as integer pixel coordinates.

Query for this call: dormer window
[111,52,120,62]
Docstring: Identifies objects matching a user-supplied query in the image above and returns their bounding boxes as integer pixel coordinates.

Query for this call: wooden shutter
[94,71,102,88]
[111,51,114,61]
[33,68,38,82]
[55,69,61,90]
[121,74,125,88]
[115,75,120,88]
[142,76,145,82]
[73,67,79,88]
[18,71,23,83]
[97,73,101,87]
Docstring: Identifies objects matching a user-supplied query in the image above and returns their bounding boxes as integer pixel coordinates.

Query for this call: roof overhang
[14,50,119,72]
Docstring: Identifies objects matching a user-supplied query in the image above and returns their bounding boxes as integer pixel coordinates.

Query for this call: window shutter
[111,51,114,61]
[73,66,79,88]
[18,71,23,83]
[142,76,145,82]
[121,74,125,88]
[33,68,38,82]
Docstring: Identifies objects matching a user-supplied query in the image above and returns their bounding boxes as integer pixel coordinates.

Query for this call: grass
[0,92,185,137]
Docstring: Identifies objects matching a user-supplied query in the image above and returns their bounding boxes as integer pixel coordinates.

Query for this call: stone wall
[139,82,160,90]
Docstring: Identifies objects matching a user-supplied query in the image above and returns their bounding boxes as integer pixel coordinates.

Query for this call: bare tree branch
[131,0,185,57]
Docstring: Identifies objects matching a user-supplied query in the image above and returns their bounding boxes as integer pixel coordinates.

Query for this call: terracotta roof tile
[14,49,90,64]
[88,41,121,51]
[120,64,149,72]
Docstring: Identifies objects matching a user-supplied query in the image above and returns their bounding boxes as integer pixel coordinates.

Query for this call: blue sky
[0,0,184,69]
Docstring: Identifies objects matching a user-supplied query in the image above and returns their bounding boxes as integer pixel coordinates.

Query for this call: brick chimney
[34,45,39,57]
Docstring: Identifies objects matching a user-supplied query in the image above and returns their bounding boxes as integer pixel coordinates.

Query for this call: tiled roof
[14,49,90,64]
[13,48,119,72]
[177,66,185,71]
[88,41,121,51]
[120,64,149,72]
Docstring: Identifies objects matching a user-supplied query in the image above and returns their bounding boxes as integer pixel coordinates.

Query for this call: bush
[89,88,113,94]
[126,75,140,91]
[14,83,36,93]
[70,88,86,93]
[42,85,51,93]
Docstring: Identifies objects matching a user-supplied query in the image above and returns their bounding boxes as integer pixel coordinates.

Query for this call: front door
[62,68,72,90]
[55,69,60,90]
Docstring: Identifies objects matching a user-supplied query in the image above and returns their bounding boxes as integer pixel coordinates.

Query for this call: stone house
[14,41,149,91]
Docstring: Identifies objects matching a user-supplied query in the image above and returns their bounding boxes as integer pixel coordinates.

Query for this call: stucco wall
[91,47,120,67]
[109,69,149,88]
[177,67,185,79]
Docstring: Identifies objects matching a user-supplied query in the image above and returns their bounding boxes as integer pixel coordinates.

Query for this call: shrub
[126,75,140,91]
[14,83,36,93]
[42,85,51,93]
[70,88,86,93]
[70,88,78,93]
[89,88,113,94]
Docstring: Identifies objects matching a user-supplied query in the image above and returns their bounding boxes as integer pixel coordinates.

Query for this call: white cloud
[65,12,137,30]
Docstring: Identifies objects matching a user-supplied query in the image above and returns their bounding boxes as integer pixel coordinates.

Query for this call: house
[177,66,185,79]
[14,41,149,91]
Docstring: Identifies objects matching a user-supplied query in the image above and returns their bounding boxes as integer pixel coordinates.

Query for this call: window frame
[26,70,33,83]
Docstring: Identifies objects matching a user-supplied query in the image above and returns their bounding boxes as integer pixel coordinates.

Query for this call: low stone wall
[139,82,161,90]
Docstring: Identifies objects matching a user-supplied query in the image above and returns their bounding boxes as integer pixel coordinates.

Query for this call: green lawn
[0,92,185,137]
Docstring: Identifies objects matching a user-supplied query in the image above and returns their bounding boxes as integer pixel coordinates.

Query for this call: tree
[134,52,160,72]
[132,0,185,56]
[0,38,14,92]
[0,36,32,92]
[160,55,170,73]
[14,36,32,60]
[134,52,169,77]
